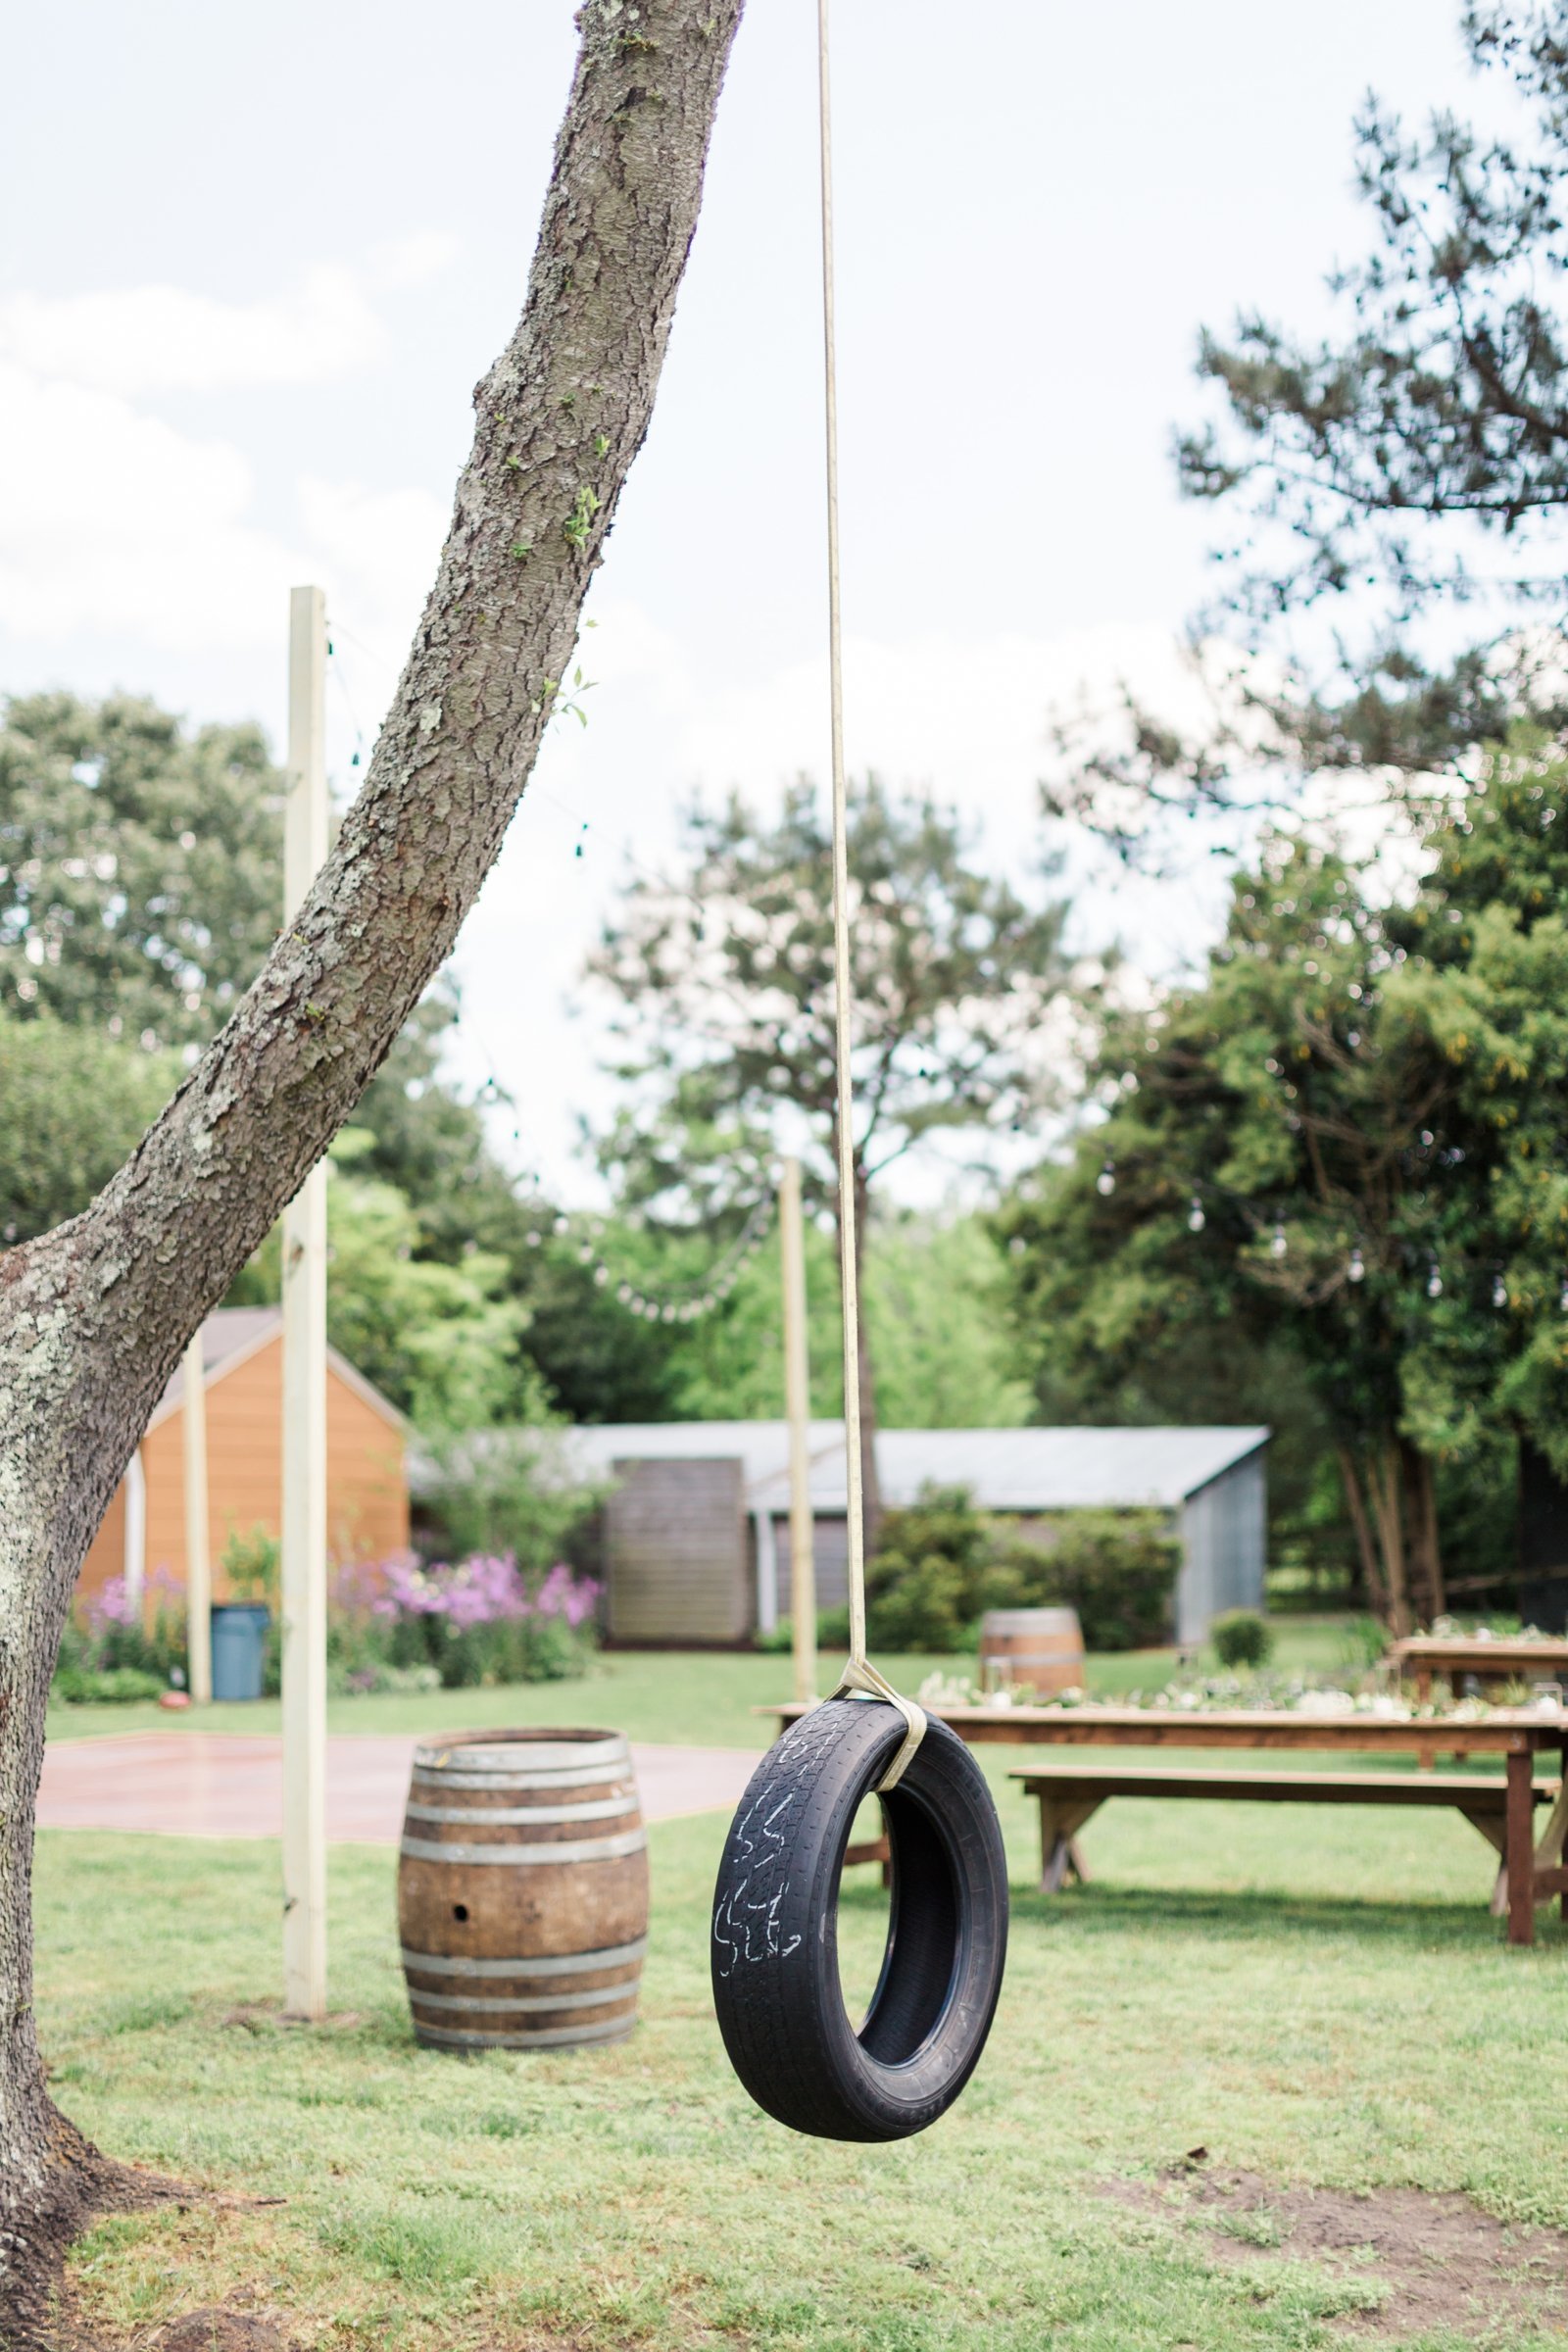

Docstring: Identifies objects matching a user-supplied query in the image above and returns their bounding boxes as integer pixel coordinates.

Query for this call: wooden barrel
[978,1607,1085,1696]
[397,1728,648,2052]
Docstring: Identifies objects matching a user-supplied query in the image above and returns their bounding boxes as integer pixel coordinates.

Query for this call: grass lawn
[42,1618,1361,1749]
[36,1637,1568,2350]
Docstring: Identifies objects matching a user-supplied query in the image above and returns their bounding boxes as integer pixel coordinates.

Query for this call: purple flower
[537,1562,601,1628]
[345,1550,599,1638]
[86,1575,141,1635]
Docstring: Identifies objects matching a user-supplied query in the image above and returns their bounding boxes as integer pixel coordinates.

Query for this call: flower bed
[331,1551,600,1691]
[915,1665,1567,1721]
[51,1552,602,1704]
[53,1570,187,1703]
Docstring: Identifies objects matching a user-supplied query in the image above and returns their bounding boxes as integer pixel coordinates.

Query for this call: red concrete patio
[36,1732,758,1844]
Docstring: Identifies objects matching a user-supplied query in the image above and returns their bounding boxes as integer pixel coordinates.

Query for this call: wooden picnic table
[1389,1635,1568,1705]
[767,1699,1568,1945]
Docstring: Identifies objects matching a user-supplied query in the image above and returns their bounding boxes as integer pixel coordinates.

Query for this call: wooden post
[123,1446,147,1612]
[182,1338,212,1704]
[281,584,329,2022]
[780,1158,817,1705]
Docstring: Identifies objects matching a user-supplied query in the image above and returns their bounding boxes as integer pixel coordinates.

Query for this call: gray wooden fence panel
[605,1457,748,1642]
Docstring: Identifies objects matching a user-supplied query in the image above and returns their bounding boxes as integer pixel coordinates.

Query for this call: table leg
[1506,1749,1536,1947]
[1035,1795,1102,1893]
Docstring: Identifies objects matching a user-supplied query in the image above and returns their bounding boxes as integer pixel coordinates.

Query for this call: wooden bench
[766,1699,1568,1941]
[1012,1761,1564,1915]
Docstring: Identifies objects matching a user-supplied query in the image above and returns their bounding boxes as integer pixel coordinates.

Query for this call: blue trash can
[211,1603,270,1702]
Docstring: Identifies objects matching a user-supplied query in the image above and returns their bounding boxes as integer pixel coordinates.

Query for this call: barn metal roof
[566,1420,845,1495]
[565,1421,1269,1512]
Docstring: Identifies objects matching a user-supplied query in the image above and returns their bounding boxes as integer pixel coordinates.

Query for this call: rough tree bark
[0,0,743,2323]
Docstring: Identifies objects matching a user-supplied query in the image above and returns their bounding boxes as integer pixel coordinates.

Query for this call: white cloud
[298,475,450,667]
[0,254,457,661]
[0,360,301,647]
[368,233,462,290]
[0,249,459,397]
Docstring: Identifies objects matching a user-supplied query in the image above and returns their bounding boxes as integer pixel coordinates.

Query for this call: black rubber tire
[710,1697,1008,2140]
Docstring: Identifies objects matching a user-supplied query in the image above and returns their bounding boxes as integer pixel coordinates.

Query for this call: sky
[1,0,1475,1201]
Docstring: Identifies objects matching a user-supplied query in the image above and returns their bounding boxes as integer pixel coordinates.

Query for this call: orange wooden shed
[78,1306,410,1610]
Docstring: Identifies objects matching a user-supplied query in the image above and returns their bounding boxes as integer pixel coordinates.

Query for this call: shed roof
[567,1419,845,1495]
[146,1306,407,1435]
[566,1421,1268,1513]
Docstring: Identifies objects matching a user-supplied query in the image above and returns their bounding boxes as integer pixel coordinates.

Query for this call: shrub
[331,1551,601,1690]
[222,1525,278,1601]
[866,1487,1009,1652]
[754,1607,853,1655]
[997,1512,1180,1650]
[52,1665,166,1705]
[53,1568,188,1702]
[416,1427,607,1575]
[1210,1608,1273,1669]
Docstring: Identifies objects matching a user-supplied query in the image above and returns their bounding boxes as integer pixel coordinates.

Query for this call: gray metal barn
[566,1422,1269,1647]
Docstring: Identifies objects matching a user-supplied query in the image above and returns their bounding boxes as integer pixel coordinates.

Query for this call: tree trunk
[1400,1439,1445,1625]
[0,0,744,2316]
[1368,1446,1412,1638]
[1335,1444,1388,1621]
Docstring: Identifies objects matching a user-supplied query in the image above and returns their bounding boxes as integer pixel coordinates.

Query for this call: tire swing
[709,0,1009,2143]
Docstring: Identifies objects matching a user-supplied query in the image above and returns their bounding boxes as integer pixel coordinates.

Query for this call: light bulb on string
[1096,1161,1116,1197]
[1187,1196,1205,1233]
[1270,1224,1288,1259]
[1559,1275,1568,1314]
[1493,1274,1508,1309]
[594,1266,609,1288]
[1427,1263,1444,1299]
[554,1214,569,1236]
[1348,1248,1365,1284]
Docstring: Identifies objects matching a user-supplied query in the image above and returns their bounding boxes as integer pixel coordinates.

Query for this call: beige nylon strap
[815,0,925,1797]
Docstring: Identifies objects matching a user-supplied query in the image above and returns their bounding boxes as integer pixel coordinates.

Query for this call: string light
[525,1193,776,1325]
[1187,1196,1205,1232]
[1493,1274,1508,1308]
[1348,1248,1365,1283]
[1096,1161,1116,1197]
[1426,1262,1444,1299]
[1270,1224,1288,1258]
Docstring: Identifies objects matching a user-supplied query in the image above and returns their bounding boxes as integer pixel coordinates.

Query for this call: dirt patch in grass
[4,2121,188,2352]
[1104,2162,1568,2341]
[148,2314,296,2352]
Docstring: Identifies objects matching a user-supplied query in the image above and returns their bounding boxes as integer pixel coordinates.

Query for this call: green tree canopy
[0,1008,177,1245]
[1000,834,1494,1627]
[1049,0,1568,850]
[588,776,1071,1524]
[0,693,282,1043]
